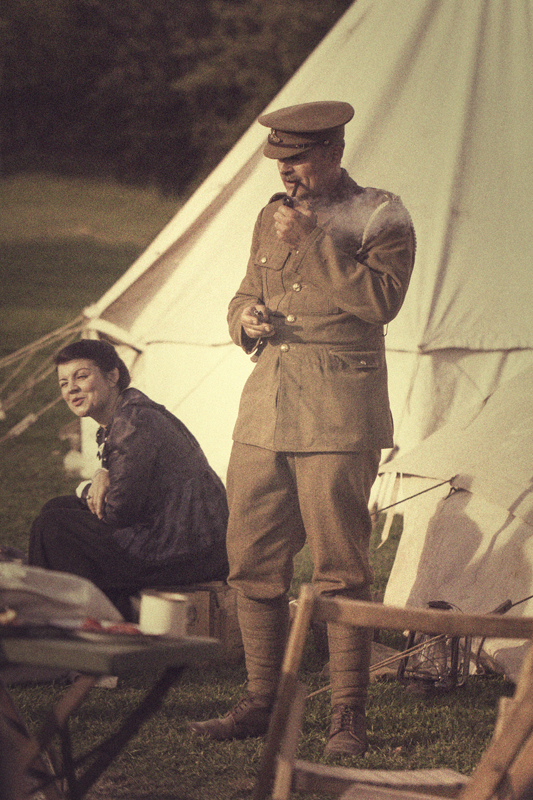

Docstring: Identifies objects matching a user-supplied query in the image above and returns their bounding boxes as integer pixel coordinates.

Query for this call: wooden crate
[180,581,244,664]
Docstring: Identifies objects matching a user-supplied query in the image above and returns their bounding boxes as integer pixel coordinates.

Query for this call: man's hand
[273,203,317,250]
[241,305,275,340]
[87,468,109,520]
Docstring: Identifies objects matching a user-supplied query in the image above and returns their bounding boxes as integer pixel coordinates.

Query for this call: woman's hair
[54,339,131,392]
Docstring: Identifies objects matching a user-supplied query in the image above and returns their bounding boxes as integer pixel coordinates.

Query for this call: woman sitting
[29,339,229,618]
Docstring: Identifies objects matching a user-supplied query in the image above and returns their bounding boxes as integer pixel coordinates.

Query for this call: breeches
[226,443,380,601]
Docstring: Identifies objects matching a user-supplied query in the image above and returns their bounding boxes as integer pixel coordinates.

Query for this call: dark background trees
[1,0,353,196]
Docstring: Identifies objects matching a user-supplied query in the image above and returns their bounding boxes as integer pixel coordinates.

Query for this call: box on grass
[179,581,244,664]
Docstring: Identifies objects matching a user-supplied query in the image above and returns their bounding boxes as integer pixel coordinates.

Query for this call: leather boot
[324,704,367,756]
[189,693,272,740]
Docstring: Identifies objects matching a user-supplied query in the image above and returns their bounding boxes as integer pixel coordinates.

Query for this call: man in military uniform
[190,101,415,755]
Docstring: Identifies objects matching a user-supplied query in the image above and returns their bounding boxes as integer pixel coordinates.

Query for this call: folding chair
[253,584,533,800]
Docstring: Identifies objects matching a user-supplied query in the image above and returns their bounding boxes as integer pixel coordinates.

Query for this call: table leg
[73,665,185,799]
[2,665,185,800]
[0,678,66,800]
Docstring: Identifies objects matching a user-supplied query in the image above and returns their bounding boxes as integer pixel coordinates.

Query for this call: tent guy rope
[371,479,457,517]
[0,316,84,439]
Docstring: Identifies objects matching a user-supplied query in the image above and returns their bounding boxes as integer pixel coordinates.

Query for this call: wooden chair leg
[503,731,533,800]
[459,643,533,800]
[493,696,514,740]
[253,584,316,800]
[272,681,307,800]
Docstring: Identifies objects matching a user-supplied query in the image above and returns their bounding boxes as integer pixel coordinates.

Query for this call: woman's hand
[87,468,109,520]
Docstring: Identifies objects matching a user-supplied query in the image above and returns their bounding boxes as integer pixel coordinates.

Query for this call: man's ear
[329,144,344,165]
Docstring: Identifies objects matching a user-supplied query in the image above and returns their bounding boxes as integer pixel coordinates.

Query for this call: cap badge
[269,129,282,143]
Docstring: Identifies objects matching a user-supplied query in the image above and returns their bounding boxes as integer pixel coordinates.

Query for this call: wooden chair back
[253,584,533,800]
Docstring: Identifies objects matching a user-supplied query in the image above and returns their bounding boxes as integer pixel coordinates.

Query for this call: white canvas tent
[80,0,533,482]
[381,365,533,681]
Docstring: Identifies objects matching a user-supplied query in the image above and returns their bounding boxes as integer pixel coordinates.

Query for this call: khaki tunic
[228,170,416,452]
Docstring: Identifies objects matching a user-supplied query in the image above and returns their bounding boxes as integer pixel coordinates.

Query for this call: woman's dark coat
[98,388,228,565]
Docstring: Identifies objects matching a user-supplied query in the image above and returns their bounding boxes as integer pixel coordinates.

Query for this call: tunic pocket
[254,241,291,271]
[328,349,381,370]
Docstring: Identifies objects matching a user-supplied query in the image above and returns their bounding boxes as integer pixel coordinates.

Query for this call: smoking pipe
[283,181,300,207]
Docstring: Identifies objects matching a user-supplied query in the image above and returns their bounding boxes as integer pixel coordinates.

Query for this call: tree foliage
[1,0,353,195]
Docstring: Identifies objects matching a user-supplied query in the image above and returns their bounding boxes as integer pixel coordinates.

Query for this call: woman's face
[57,358,119,425]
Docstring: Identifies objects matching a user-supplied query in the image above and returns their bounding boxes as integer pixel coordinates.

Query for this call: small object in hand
[252,308,264,322]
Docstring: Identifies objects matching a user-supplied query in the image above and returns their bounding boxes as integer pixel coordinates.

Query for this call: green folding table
[0,627,219,800]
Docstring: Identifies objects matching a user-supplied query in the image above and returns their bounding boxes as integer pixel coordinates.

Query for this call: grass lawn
[0,174,515,799]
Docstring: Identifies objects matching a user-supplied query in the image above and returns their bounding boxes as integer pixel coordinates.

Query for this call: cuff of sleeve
[241,330,262,355]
